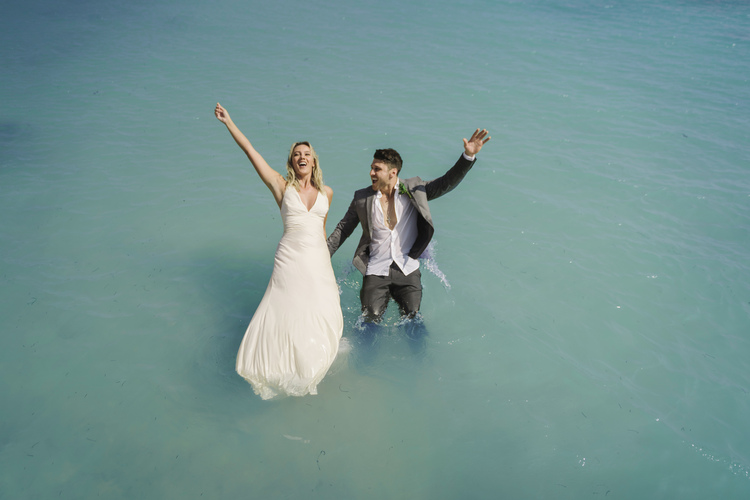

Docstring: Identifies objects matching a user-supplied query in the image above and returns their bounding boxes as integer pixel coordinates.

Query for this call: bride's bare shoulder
[323,185,333,205]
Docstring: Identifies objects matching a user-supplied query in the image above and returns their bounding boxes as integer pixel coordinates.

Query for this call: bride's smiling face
[291,144,314,177]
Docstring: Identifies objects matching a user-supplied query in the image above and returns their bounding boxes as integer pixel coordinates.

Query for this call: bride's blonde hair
[286,141,324,192]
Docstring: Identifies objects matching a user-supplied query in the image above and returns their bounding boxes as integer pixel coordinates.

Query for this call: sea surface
[1,0,749,498]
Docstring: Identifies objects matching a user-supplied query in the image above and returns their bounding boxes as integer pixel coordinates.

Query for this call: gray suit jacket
[327,154,476,275]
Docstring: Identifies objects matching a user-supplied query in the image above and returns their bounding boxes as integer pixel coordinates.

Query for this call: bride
[214,103,343,399]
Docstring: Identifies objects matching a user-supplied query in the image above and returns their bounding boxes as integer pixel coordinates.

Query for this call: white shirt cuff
[463,152,475,161]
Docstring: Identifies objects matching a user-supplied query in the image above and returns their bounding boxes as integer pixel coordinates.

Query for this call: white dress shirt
[366,178,420,276]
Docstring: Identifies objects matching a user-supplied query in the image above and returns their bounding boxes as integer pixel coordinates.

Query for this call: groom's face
[370,160,396,191]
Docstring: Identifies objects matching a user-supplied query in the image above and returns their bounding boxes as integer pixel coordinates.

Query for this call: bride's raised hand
[213,102,286,206]
[215,103,231,124]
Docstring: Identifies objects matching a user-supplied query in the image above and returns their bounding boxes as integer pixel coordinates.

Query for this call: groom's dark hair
[373,148,402,174]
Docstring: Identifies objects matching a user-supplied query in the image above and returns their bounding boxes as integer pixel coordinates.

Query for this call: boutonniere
[398,182,413,199]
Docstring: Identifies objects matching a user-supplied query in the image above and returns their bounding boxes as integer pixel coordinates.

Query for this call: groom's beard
[371,176,391,192]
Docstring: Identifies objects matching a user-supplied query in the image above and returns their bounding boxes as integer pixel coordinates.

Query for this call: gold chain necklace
[383,192,395,228]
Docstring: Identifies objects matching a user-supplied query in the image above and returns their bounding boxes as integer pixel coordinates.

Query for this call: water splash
[687,442,750,480]
[419,240,451,290]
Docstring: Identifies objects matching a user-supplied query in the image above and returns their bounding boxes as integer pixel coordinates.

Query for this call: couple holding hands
[214,103,490,400]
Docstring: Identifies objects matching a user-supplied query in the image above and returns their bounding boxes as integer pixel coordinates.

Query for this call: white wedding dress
[236,186,343,399]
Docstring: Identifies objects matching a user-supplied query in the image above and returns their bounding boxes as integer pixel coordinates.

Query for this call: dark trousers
[360,262,422,323]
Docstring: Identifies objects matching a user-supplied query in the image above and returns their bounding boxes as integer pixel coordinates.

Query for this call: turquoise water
[2,0,749,497]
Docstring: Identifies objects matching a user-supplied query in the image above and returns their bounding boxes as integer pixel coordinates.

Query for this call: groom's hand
[463,129,491,157]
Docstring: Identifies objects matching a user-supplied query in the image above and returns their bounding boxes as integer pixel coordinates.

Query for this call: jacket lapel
[364,190,376,239]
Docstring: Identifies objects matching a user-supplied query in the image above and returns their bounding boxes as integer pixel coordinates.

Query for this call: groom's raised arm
[327,197,360,256]
[424,154,476,201]
[424,128,491,201]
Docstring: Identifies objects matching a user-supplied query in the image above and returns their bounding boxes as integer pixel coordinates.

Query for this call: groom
[327,129,491,327]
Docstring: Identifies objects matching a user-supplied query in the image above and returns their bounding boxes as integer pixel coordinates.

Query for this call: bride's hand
[215,103,231,124]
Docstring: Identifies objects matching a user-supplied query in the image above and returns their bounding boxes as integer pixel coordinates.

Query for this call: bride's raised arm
[214,103,286,207]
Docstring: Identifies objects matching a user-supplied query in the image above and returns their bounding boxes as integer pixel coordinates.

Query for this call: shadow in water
[0,121,33,168]
[349,314,429,372]
[182,247,274,413]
